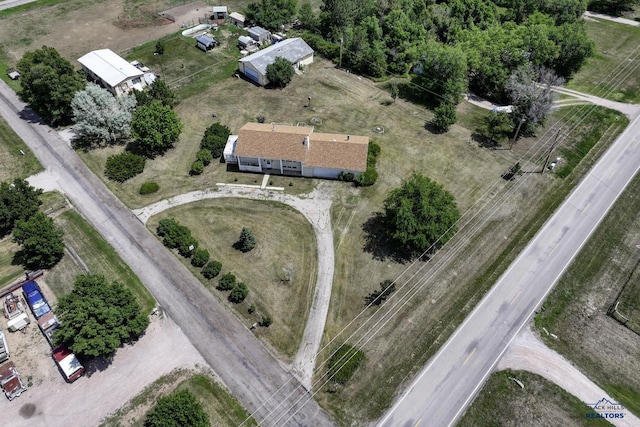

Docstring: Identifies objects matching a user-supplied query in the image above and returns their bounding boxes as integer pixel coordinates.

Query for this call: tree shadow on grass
[362,212,410,263]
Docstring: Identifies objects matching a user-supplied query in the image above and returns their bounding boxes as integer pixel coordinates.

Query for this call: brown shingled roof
[234,123,369,172]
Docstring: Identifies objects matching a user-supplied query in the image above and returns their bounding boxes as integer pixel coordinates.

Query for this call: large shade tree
[72,83,137,145]
[54,274,149,358]
[131,101,183,156]
[17,46,85,125]
[0,179,43,237]
[13,211,64,269]
[383,173,460,259]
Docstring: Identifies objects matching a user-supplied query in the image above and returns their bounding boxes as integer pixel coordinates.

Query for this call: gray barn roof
[248,26,270,38]
[238,38,313,75]
[197,35,216,45]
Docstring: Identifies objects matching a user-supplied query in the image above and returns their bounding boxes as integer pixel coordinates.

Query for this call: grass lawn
[100,369,257,427]
[566,18,640,103]
[0,116,42,181]
[46,209,155,313]
[458,370,612,427]
[146,198,317,361]
[535,170,640,417]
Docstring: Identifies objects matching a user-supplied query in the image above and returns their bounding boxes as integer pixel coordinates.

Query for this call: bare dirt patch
[0,0,211,64]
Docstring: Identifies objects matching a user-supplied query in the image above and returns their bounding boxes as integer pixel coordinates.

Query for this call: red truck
[52,345,85,383]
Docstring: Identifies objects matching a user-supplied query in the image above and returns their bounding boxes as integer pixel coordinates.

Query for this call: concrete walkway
[551,86,640,119]
[585,11,640,27]
[133,183,336,390]
[497,327,640,427]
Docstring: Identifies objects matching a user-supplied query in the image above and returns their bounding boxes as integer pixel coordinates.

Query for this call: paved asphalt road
[379,114,640,427]
[0,82,333,426]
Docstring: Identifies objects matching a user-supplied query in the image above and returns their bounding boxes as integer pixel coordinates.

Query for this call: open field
[314,103,626,424]
[46,208,156,313]
[535,171,640,416]
[457,370,612,427]
[0,116,42,181]
[566,18,640,103]
[100,369,257,427]
[146,198,317,360]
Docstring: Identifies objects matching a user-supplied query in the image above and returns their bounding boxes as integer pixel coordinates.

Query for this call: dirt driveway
[0,311,207,426]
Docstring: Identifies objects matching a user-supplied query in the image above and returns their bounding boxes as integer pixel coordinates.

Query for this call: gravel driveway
[497,326,640,427]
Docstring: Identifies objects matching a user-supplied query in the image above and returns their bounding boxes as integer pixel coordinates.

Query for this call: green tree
[383,173,460,259]
[131,101,183,157]
[328,344,365,384]
[298,2,318,30]
[72,83,136,146]
[190,160,204,176]
[17,46,85,125]
[104,152,146,182]
[191,249,210,267]
[0,179,43,237]
[235,228,257,252]
[245,0,298,30]
[217,272,237,291]
[390,83,399,103]
[229,282,249,303]
[157,218,198,257]
[149,79,176,107]
[432,102,457,133]
[144,389,210,427]
[266,56,295,88]
[200,123,231,158]
[202,261,222,279]
[413,40,468,105]
[155,40,165,55]
[54,274,149,358]
[483,111,514,144]
[196,149,213,166]
[13,212,64,269]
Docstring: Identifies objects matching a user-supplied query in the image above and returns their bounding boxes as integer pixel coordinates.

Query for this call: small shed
[229,12,245,28]
[212,6,228,24]
[248,26,271,44]
[196,35,218,52]
[238,36,254,49]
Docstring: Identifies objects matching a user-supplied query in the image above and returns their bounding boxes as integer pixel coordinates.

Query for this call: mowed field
[535,170,640,416]
[567,18,640,103]
[146,198,317,361]
[458,370,612,427]
[0,0,636,424]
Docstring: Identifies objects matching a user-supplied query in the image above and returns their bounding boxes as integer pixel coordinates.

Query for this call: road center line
[510,290,522,305]
[463,347,477,366]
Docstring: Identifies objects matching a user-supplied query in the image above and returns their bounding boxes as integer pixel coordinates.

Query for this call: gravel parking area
[0,308,207,426]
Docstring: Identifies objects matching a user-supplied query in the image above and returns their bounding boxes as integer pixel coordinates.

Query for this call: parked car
[52,345,85,383]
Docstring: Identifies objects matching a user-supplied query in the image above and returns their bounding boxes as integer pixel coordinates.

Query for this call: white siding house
[78,49,147,97]
[228,123,368,179]
[237,38,314,86]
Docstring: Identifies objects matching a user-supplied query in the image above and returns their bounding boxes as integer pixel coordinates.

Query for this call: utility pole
[339,37,343,69]
[509,116,526,150]
[541,127,563,173]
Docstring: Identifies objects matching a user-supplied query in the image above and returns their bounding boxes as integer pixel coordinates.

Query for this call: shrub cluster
[202,260,222,279]
[356,141,380,187]
[328,344,365,384]
[216,272,249,304]
[157,218,198,257]
[301,31,339,62]
[191,248,210,267]
[189,122,231,176]
[139,181,159,195]
[105,152,146,182]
